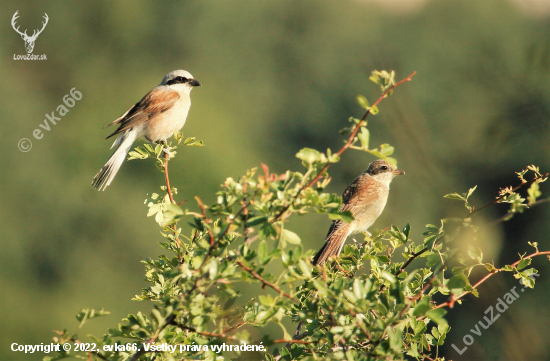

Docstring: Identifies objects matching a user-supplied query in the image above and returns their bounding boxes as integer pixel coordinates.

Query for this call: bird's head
[365,159,405,187]
[161,70,201,94]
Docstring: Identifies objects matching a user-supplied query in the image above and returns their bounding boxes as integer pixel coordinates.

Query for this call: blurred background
[1,0,549,360]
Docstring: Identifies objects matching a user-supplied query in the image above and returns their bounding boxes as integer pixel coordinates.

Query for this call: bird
[312,159,405,265]
[92,70,201,191]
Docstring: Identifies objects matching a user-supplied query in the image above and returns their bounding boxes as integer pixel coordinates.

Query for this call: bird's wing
[324,175,381,241]
[105,87,180,139]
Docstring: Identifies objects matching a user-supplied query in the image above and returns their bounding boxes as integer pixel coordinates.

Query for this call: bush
[46,71,548,361]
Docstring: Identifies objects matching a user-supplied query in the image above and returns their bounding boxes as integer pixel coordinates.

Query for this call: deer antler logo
[11,11,49,54]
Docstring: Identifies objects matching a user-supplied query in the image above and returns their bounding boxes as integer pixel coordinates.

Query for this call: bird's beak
[189,79,201,87]
[393,169,405,176]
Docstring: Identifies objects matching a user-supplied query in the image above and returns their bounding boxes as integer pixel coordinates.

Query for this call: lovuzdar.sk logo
[12,10,48,60]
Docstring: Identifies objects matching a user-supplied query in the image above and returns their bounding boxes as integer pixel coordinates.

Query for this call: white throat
[372,172,394,189]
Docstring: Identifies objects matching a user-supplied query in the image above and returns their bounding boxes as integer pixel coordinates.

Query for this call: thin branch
[163,152,175,204]
[222,321,246,334]
[470,173,548,216]
[273,339,316,344]
[396,248,428,276]
[236,258,297,301]
[433,250,550,310]
[179,325,238,341]
[482,198,549,229]
[195,196,215,247]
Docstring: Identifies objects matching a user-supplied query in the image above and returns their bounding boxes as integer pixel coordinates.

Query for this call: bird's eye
[381,166,388,171]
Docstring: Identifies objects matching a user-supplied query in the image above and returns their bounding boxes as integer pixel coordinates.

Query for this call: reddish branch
[164,152,175,204]
[236,258,297,301]
[222,321,246,334]
[433,250,550,310]
[195,196,215,247]
[306,72,416,189]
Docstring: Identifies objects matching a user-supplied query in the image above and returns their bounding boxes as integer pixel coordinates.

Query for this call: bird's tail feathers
[312,227,350,266]
[92,131,136,191]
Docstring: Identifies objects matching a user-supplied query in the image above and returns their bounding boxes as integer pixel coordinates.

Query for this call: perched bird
[92,70,201,191]
[312,160,405,265]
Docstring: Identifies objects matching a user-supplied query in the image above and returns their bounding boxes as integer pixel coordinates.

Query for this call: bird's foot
[161,141,176,157]
[145,136,158,146]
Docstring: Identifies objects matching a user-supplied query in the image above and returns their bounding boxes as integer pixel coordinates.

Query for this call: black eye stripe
[166,76,189,86]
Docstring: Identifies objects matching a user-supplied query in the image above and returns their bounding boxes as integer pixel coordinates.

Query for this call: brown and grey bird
[312,160,405,265]
[92,70,201,191]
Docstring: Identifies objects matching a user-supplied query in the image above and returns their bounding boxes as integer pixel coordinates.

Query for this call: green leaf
[467,246,483,263]
[516,258,531,271]
[444,193,465,201]
[388,327,403,351]
[296,148,321,164]
[521,275,535,288]
[370,105,379,115]
[403,223,411,238]
[160,203,184,226]
[425,308,448,325]
[281,229,301,245]
[299,259,312,278]
[247,216,268,226]
[379,143,394,157]
[447,274,468,289]
[356,95,370,109]
[328,210,355,223]
[412,301,431,317]
[466,186,477,200]
[258,241,269,265]
[183,137,204,146]
[357,127,370,150]
[76,308,110,328]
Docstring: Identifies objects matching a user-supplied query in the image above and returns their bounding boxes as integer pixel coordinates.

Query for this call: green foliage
[46,71,548,361]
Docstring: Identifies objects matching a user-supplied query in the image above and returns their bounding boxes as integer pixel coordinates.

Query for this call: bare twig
[236,258,297,301]
[396,248,428,276]
[163,152,175,204]
[195,196,215,247]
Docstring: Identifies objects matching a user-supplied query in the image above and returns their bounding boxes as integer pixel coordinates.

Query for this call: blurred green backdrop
[1,1,550,360]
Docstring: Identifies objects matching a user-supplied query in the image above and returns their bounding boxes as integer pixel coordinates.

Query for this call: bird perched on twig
[312,159,405,265]
[92,70,201,191]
